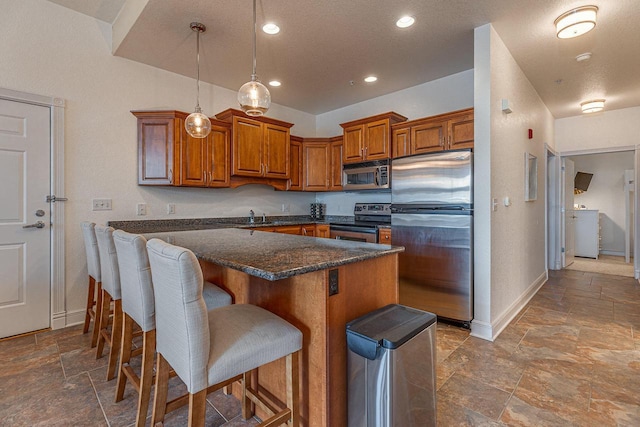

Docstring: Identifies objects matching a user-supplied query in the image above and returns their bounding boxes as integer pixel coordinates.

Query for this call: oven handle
[330,225,377,234]
[374,168,379,186]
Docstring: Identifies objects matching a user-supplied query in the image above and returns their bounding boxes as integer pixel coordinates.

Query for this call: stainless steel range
[330,203,391,243]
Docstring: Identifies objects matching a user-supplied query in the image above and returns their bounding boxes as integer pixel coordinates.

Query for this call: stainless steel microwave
[342,160,390,190]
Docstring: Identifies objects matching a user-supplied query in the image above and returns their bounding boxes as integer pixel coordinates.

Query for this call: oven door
[330,225,378,243]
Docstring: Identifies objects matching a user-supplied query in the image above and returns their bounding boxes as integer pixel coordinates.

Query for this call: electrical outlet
[281,204,290,212]
[136,203,147,216]
[167,203,176,214]
[92,198,112,211]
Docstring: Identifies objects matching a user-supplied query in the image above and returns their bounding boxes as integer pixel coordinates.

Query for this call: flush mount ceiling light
[396,16,415,28]
[185,22,211,139]
[555,6,598,39]
[575,52,592,62]
[262,23,280,34]
[581,99,605,113]
[364,76,378,83]
[268,80,281,87]
[238,0,271,116]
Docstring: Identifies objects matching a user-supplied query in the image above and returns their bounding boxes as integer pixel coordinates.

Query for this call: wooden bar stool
[112,230,233,427]
[146,239,302,427]
[80,222,102,348]
[95,225,123,381]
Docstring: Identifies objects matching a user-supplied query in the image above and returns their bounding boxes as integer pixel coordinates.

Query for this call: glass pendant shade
[186,22,211,138]
[238,0,271,116]
[238,77,271,116]
[186,107,212,138]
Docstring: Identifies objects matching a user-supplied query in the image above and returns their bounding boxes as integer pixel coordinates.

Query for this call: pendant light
[237,0,271,116]
[185,22,211,139]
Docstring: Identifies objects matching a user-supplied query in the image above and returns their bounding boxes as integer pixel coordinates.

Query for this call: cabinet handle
[209,171,212,183]
[302,228,307,236]
[448,135,451,146]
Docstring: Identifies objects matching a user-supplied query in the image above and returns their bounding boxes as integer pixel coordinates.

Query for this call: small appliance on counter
[310,203,325,220]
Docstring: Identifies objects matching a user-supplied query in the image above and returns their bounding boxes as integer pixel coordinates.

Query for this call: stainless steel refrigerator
[391,150,473,326]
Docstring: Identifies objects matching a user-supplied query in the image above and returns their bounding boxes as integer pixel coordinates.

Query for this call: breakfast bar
[144,228,403,426]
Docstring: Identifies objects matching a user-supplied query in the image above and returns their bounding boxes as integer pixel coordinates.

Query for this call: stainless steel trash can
[346,304,437,427]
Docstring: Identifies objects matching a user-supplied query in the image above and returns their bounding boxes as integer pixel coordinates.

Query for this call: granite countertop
[108,215,355,234]
[143,228,403,281]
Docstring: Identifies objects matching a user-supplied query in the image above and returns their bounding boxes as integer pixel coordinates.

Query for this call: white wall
[569,152,634,256]
[472,24,554,341]
[556,106,640,152]
[0,0,318,322]
[315,70,474,137]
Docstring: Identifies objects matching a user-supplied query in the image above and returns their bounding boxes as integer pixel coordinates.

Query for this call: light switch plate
[167,203,176,214]
[92,198,112,211]
[136,203,147,216]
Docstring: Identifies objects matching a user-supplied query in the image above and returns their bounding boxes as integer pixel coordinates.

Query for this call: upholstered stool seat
[112,230,232,427]
[147,239,302,427]
[80,222,102,348]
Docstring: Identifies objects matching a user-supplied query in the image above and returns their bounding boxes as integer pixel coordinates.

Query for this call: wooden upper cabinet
[303,141,331,191]
[263,123,290,178]
[330,136,343,191]
[392,128,410,158]
[448,111,474,150]
[340,112,407,164]
[134,112,179,185]
[342,125,364,163]
[392,108,474,158]
[180,123,231,188]
[216,109,292,182]
[412,120,446,154]
[207,124,231,187]
[288,136,303,191]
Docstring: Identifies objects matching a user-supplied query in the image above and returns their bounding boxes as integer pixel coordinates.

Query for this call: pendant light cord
[196,27,201,109]
[252,0,257,80]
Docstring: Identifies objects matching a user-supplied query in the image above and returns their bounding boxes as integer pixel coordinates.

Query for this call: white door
[0,98,51,338]
[562,158,575,267]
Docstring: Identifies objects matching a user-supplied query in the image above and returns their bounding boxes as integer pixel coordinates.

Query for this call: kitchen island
[143,228,402,426]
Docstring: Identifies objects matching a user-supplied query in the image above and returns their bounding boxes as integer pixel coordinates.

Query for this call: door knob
[23,221,46,229]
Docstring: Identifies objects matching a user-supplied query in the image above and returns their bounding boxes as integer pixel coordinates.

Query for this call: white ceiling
[47,0,640,118]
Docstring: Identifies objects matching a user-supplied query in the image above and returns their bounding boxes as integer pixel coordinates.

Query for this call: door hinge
[46,195,68,203]
[561,247,565,253]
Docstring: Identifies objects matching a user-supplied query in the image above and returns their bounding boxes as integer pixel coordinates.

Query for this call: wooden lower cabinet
[199,254,399,426]
[316,224,330,238]
[378,228,391,244]
[250,224,331,238]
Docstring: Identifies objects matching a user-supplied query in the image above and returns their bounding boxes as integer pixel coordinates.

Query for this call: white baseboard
[64,309,86,328]
[471,270,548,341]
[600,250,627,257]
[51,310,67,330]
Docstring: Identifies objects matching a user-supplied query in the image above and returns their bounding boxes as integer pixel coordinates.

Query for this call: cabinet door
[207,124,230,187]
[274,225,302,235]
[447,113,474,150]
[289,138,303,191]
[330,139,343,191]
[138,118,176,185]
[301,224,316,237]
[263,123,290,178]
[315,224,330,238]
[303,142,330,191]
[364,119,390,160]
[343,124,364,164]
[411,121,446,154]
[180,129,208,187]
[233,117,263,177]
[392,128,410,158]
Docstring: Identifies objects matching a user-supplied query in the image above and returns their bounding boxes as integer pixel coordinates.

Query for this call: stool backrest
[95,225,121,300]
[80,222,101,282]
[113,230,155,332]
[146,238,209,393]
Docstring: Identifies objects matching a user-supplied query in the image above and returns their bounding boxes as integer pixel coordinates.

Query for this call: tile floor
[1,269,639,426]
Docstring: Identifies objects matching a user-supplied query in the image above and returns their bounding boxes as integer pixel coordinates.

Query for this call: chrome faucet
[249,210,255,224]
[262,213,267,223]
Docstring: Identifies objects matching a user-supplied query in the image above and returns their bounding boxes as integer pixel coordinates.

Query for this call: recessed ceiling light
[581,99,605,113]
[364,76,378,83]
[268,80,281,87]
[396,16,415,28]
[262,23,280,34]
[575,52,592,62]
[555,6,598,39]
